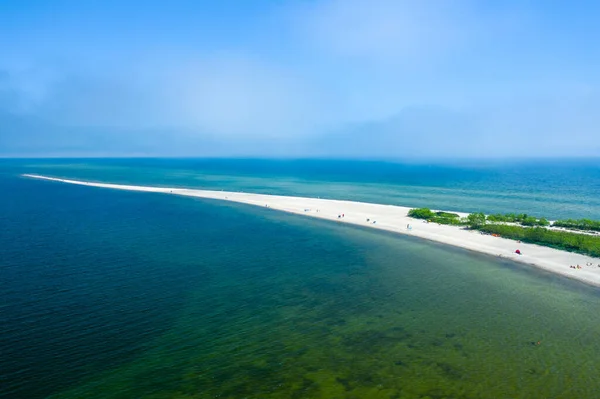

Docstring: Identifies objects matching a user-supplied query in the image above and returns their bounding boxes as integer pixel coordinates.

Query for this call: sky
[1,0,599,158]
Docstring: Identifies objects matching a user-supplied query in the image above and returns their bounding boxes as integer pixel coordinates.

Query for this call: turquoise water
[2,158,599,219]
[2,160,600,398]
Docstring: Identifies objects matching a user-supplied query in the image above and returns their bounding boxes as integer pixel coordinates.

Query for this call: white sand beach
[24,174,600,287]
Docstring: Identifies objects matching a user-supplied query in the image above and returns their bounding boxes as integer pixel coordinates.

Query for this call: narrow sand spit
[23,174,600,288]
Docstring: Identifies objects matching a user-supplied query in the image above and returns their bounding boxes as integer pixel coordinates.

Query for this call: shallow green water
[49,223,600,398]
[3,173,600,399]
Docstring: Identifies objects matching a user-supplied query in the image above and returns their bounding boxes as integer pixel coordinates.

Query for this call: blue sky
[1,0,599,158]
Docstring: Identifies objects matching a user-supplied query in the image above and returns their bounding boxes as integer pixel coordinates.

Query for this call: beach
[24,173,600,288]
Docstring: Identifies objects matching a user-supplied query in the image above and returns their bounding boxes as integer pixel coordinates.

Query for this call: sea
[1,158,600,399]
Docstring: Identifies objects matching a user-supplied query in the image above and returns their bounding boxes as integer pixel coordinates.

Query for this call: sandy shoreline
[23,174,600,288]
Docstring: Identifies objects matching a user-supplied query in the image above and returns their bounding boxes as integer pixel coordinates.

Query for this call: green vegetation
[486,213,549,227]
[467,212,486,229]
[407,208,464,225]
[436,211,461,219]
[407,208,435,219]
[486,213,527,223]
[553,219,600,232]
[521,216,550,227]
[480,224,600,257]
[408,208,600,258]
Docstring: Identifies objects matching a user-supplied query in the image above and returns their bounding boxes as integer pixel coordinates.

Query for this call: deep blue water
[2,159,600,399]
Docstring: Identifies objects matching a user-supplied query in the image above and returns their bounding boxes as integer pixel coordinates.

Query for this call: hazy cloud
[161,56,330,137]
[293,0,471,62]
[0,0,598,157]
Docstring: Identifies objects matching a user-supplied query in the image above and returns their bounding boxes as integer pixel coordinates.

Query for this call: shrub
[487,213,552,227]
[410,207,600,256]
[480,224,600,257]
[408,208,435,220]
[435,211,460,219]
[487,214,509,222]
[467,213,486,229]
[553,219,600,232]
[408,208,466,225]
[521,216,540,226]
[430,216,464,225]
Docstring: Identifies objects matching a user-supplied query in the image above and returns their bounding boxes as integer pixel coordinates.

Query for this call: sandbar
[23,174,600,288]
